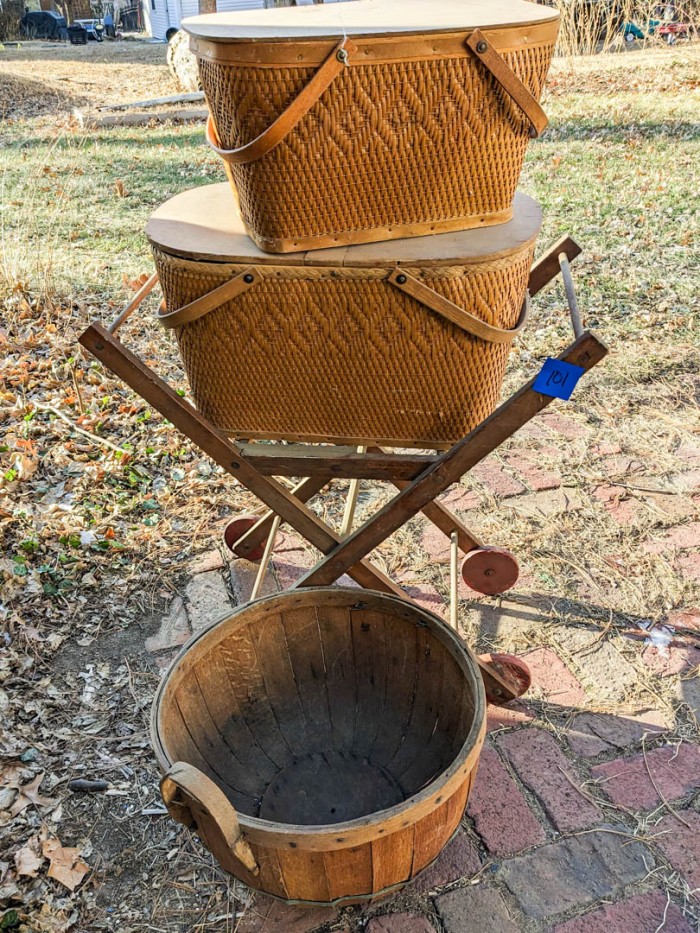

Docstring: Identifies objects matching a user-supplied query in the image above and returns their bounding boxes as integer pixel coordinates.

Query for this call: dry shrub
[550,0,699,56]
[0,3,22,42]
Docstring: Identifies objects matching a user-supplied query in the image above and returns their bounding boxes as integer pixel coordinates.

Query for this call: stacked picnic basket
[79,0,607,906]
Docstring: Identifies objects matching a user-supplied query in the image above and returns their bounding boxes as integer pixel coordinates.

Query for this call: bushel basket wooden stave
[183,0,559,252]
[152,588,486,904]
[148,184,542,449]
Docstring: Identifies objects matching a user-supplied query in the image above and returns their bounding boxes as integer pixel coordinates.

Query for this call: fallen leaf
[9,773,57,818]
[14,836,44,877]
[29,903,77,933]
[42,837,89,891]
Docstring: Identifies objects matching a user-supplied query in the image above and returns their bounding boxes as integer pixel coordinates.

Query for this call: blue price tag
[533,358,585,401]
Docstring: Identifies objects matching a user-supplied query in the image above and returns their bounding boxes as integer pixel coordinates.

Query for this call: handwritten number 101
[546,368,569,390]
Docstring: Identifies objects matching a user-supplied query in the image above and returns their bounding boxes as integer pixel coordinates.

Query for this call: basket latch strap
[387,267,528,344]
[206,37,358,165]
[158,266,260,329]
[161,762,259,875]
[466,29,548,139]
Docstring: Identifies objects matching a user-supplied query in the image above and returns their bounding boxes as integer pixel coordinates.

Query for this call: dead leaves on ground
[0,765,57,823]
[14,837,43,879]
[13,828,90,891]
[42,838,90,892]
[1,903,79,933]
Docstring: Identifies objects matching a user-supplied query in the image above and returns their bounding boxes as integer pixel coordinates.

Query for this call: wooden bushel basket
[151,588,486,905]
[148,185,542,449]
[184,0,558,252]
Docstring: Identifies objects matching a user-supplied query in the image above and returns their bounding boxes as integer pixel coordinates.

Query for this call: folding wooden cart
[80,212,606,708]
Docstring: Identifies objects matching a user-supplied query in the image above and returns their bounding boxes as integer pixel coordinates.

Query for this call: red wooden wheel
[223,515,267,562]
[461,546,519,595]
[479,652,532,705]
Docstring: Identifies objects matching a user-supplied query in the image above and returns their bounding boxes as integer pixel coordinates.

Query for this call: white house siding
[146,0,345,38]
[144,0,180,39]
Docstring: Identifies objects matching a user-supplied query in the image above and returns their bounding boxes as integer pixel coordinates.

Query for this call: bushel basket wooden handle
[160,761,259,875]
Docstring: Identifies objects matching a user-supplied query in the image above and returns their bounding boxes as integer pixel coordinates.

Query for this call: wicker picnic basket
[183,0,558,252]
[152,588,486,904]
[147,184,542,449]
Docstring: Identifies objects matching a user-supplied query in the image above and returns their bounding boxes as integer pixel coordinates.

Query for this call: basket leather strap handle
[206,36,358,165]
[158,267,260,329]
[161,762,259,875]
[388,267,528,344]
[466,29,548,139]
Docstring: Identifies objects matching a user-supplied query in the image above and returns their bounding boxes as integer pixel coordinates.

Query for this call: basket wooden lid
[183,0,558,41]
[147,184,542,268]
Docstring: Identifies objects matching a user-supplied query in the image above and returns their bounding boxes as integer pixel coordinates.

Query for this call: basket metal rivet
[396,274,407,284]
[336,48,349,64]
[476,40,487,53]
[243,273,254,284]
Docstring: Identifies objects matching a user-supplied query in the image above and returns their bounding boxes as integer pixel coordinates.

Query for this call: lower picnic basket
[147,184,542,449]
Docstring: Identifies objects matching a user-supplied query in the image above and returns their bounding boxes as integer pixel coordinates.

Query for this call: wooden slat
[249,613,311,759]
[251,847,289,900]
[176,674,262,800]
[316,604,357,753]
[413,777,471,876]
[370,616,419,768]
[371,825,415,892]
[387,627,445,785]
[79,323,407,598]
[293,333,607,588]
[276,848,331,902]
[411,803,452,875]
[350,610,388,760]
[279,607,334,755]
[238,443,436,480]
[219,629,294,769]
[322,844,373,900]
[161,706,221,788]
[397,651,468,792]
[195,649,279,787]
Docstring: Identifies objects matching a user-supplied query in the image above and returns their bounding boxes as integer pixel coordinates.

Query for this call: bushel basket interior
[152,588,486,903]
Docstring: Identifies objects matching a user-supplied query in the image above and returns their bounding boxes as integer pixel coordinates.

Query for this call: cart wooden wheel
[461,547,519,595]
[479,653,531,705]
[223,515,267,562]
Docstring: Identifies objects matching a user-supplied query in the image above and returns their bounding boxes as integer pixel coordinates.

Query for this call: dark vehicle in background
[19,10,68,39]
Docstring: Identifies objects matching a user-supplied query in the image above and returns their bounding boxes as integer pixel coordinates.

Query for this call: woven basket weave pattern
[153,245,535,447]
[198,44,554,245]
